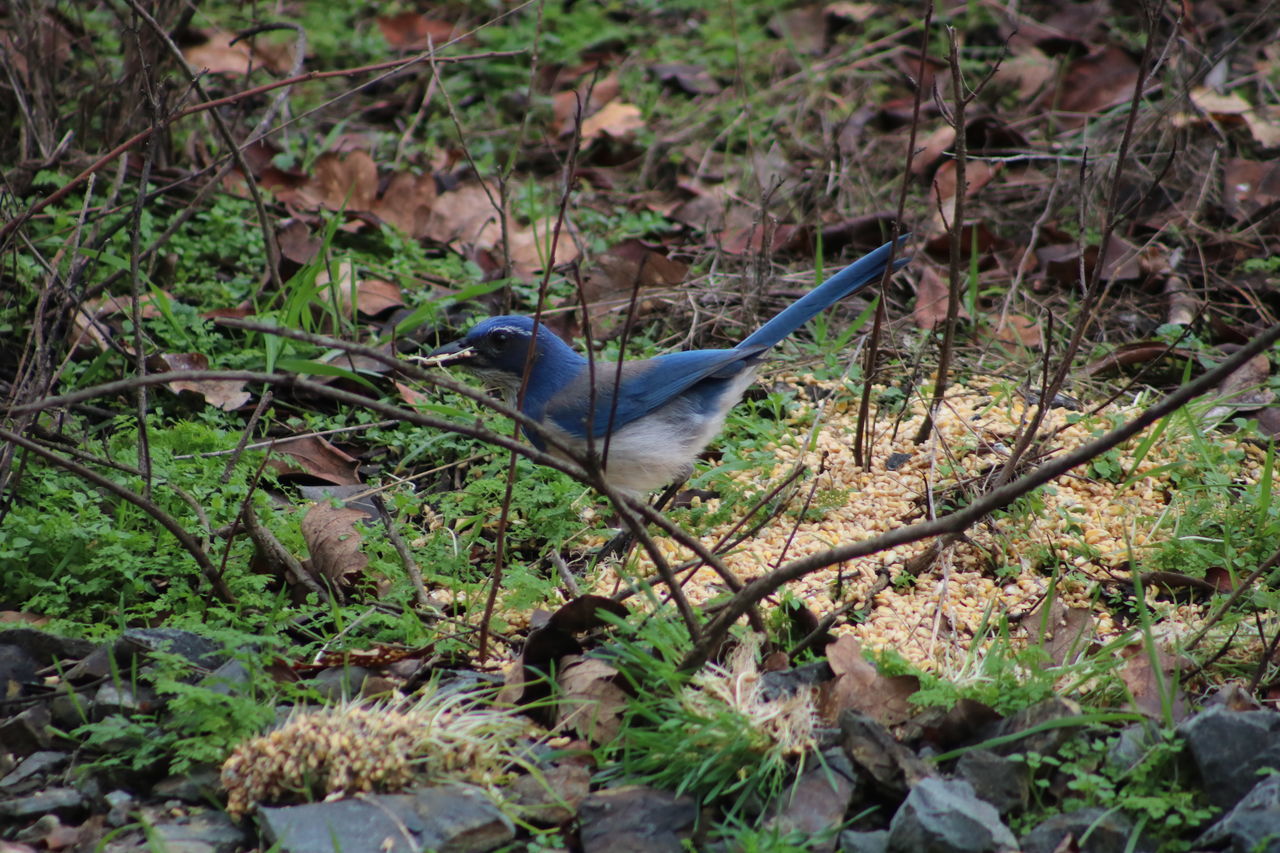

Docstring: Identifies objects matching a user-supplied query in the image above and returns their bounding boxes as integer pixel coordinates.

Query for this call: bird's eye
[491,330,511,346]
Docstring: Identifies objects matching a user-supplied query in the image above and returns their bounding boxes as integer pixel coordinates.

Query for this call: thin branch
[680,313,1280,671]
[0,426,236,603]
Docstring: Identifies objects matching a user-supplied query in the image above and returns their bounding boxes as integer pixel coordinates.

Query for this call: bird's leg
[650,480,684,513]
[594,479,686,562]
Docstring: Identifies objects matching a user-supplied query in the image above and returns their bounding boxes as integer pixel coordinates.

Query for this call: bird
[430,236,909,495]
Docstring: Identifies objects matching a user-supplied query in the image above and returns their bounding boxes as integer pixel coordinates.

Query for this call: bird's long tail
[737,235,909,353]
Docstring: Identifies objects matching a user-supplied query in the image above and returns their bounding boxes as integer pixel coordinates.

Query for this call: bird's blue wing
[546,347,760,438]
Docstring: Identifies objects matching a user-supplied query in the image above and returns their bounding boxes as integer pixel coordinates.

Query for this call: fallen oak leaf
[268,435,361,486]
[301,502,369,587]
[555,655,629,744]
[315,261,404,317]
[817,635,918,728]
[148,353,251,411]
[580,101,645,141]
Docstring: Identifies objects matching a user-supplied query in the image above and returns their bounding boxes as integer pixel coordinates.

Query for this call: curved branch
[680,316,1280,672]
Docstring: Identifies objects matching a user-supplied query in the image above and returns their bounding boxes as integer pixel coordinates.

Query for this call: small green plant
[67,642,286,777]
[1011,729,1217,850]
[707,821,834,851]
[595,617,816,820]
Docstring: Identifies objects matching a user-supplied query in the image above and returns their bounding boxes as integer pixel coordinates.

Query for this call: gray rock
[1020,807,1151,853]
[839,829,890,853]
[0,628,96,664]
[1106,721,1160,775]
[64,644,114,680]
[259,785,513,853]
[308,666,371,702]
[760,662,834,701]
[119,628,225,669]
[0,786,86,818]
[887,777,1017,852]
[766,748,859,852]
[1179,705,1280,810]
[203,658,252,696]
[92,682,147,717]
[0,749,69,790]
[839,712,932,800]
[409,785,515,850]
[507,763,590,825]
[954,749,1028,816]
[1196,774,1280,853]
[0,643,39,692]
[149,810,248,853]
[579,785,698,852]
[105,789,135,826]
[983,697,1082,758]
[151,768,222,803]
[0,704,53,754]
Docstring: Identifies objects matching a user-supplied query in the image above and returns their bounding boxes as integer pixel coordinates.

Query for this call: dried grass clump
[220,688,534,817]
[685,632,818,758]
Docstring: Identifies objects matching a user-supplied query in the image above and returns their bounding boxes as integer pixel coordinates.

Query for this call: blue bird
[430,237,908,494]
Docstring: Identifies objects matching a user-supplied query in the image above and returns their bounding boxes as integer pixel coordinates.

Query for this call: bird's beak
[420,339,475,366]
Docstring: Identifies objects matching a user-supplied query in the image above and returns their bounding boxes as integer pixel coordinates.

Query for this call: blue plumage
[431,237,908,493]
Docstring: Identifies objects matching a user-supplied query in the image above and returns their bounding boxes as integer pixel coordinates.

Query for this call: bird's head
[428,315,579,397]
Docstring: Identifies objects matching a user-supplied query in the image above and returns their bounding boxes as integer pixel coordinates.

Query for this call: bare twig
[0,47,527,247]
[680,311,1280,672]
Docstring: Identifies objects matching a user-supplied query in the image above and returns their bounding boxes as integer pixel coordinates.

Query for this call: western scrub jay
[430,237,908,494]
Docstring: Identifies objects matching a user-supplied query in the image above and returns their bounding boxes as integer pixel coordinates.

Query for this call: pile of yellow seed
[221,697,533,817]
[597,380,1264,670]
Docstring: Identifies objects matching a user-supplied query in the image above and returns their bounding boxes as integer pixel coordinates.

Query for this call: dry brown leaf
[930,160,1000,228]
[1020,599,1094,666]
[1118,642,1190,720]
[912,265,968,330]
[548,240,685,338]
[553,72,623,136]
[0,611,50,626]
[555,655,628,744]
[824,2,876,23]
[376,12,458,50]
[910,124,956,176]
[302,151,378,212]
[182,31,258,76]
[1243,107,1280,148]
[301,503,368,586]
[993,314,1043,349]
[1083,342,1198,376]
[269,436,361,485]
[1206,352,1273,419]
[507,217,582,276]
[817,635,918,728]
[580,102,645,141]
[1043,46,1140,124]
[149,352,252,411]
[1188,87,1280,148]
[652,63,722,96]
[394,381,430,408]
[71,293,170,353]
[1223,158,1280,221]
[373,171,438,239]
[277,219,322,266]
[1190,86,1252,116]
[769,5,828,55]
[0,17,74,79]
[1037,235,1141,284]
[993,47,1055,100]
[315,262,404,316]
[182,30,290,76]
[716,222,808,256]
[422,181,502,247]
